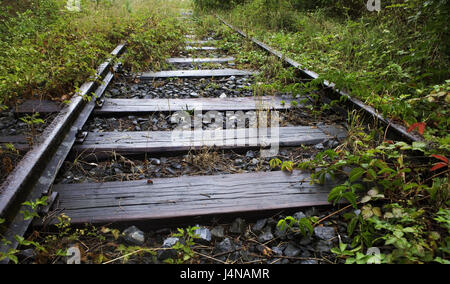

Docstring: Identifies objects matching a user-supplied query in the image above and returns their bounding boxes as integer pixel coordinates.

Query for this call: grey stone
[326,139,339,148]
[314,143,325,151]
[283,243,301,257]
[264,218,278,231]
[162,237,180,248]
[194,226,212,245]
[216,238,234,253]
[211,226,225,239]
[110,88,120,96]
[293,211,307,221]
[258,231,274,243]
[252,218,267,233]
[271,246,283,256]
[149,158,161,165]
[171,162,182,169]
[165,167,177,175]
[299,236,313,246]
[230,218,246,234]
[245,150,256,159]
[280,259,290,264]
[314,240,332,254]
[158,237,180,260]
[274,226,287,240]
[122,226,145,245]
[314,226,336,240]
[301,249,312,258]
[300,259,318,264]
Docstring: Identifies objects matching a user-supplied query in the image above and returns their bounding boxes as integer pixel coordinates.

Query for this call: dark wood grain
[138,69,256,79]
[185,46,217,51]
[166,57,234,64]
[0,135,30,151]
[0,135,28,144]
[94,96,293,114]
[72,125,346,155]
[53,171,337,225]
[14,100,62,114]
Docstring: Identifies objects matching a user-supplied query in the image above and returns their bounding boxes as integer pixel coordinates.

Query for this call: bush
[193,0,245,10]
[0,0,184,106]
[202,0,449,145]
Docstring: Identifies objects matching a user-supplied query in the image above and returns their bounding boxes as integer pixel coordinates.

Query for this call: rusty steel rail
[0,43,126,263]
[218,17,423,143]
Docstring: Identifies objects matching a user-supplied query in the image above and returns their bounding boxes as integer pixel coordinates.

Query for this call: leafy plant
[0,0,185,106]
[165,226,200,264]
[19,112,45,145]
[277,215,315,237]
[269,158,282,169]
[20,196,48,221]
[281,161,294,172]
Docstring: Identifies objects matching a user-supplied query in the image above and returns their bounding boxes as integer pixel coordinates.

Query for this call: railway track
[0,11,422,263]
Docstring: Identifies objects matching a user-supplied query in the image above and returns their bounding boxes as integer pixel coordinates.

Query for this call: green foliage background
[194,0,449,146]
[0,0,184,106]
[194,0,450,264]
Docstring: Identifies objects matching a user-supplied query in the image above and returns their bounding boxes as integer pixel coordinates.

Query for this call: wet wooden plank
[185,46,217,51]
[15,100,62,114]
[94,96,294,114]
[52,171,336,225]
[0,136,30,152]
[166,57,234,64]
[0,135,28,144]
[185,40,217,45]
[138,69,256,79]
[72,125,346,155]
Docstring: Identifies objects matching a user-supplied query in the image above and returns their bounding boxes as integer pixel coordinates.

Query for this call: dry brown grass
[185,146,222,171]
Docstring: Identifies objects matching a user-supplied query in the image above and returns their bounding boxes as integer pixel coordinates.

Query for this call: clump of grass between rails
[0,0,186,108]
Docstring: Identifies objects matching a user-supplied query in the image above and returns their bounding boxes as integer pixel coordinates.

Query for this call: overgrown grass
[196,0,449,148]
[194,0,450,264]
[0,0,186,107]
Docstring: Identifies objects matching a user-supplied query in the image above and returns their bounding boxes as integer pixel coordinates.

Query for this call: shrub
[0,0,184,106]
